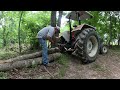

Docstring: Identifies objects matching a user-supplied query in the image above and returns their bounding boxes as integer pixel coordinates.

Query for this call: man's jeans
[38,38,48,65]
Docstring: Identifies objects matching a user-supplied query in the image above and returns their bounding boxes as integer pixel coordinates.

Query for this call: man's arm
[46,35,54,44]
[55,36,60,41]
[46,27,55,44]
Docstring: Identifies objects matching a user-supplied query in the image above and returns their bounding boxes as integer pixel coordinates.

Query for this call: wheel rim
[87,40,93,52]
[87,36,98,57]
[102,46,107,53]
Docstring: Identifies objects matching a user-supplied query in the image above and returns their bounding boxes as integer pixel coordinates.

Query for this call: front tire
[73,28,99,64]
[99,44,108,54]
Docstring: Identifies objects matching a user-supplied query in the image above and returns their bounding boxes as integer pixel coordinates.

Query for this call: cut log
[0,48,60,64]
[0,53,61,71]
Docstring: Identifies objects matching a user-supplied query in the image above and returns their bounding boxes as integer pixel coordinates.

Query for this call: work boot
[44,63,53,67]
[41,61,54,71]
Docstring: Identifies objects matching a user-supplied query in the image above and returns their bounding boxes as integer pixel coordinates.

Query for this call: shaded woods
[0,11,120,54]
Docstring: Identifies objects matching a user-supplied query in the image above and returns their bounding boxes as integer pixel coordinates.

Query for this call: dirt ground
[2,50,120,79]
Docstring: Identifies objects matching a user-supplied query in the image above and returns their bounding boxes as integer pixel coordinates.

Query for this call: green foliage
[31,60,38,68]
[21,11,51,50]
[0,50,18,60]
[0,11,51,52]
[57,54,69,77]
[111,45,120,51]
[58,54,69,66]
[0,72,8,79]
[92,63,106,72]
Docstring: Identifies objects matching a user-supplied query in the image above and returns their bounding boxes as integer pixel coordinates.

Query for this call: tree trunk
[118,39,120,45]
[0,53,61,71]
[118,16,120,46]
[18,11,23,54]
[51,11,57,48]
[114,17,116,39]
[108,13,112,48]
[118,34,120,46]
[51,11,56,27]
[57,11,63,27]
[0,48,60,64]
[2,26,6,47]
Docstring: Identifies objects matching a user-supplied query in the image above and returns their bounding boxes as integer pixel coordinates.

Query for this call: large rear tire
[72,28,99,64]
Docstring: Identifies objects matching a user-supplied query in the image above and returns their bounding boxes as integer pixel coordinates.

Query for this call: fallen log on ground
[0,48,60,64]
[0,53,61,71]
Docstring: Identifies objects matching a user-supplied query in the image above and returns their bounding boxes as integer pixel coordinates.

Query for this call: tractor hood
[66,11,93,21]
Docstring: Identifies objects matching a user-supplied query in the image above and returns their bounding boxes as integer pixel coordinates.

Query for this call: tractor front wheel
[99,44,108,54]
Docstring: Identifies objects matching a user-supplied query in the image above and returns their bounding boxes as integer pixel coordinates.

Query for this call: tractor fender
[71,24,96,37]
[60,24,96,43]
[72,24,96,33]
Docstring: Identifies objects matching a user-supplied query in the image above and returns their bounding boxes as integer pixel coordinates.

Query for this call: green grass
[31,60,38,68]
[91,63,106,72]
[0,50,18,60]
[0,47,39,60]
[110,46,120,55]
[111,46,120,51]
[0,72,8,79]
[57,54,70,78]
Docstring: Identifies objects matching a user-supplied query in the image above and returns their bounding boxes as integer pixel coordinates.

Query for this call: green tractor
[58,11,107,64]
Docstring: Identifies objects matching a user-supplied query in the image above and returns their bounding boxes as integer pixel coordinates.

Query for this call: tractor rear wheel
[73,28,99,64]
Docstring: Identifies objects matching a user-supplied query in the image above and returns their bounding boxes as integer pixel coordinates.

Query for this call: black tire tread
[74,28,98,64]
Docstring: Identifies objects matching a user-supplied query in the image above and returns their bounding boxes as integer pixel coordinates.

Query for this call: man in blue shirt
[36,25,60,66]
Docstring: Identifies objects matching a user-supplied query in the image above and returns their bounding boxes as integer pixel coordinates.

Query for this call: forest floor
[0,48,120,79]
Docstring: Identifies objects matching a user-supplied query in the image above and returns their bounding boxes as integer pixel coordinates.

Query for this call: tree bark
[114,17,116,39]
[51,11,56,27]
[51,11,57,48]
[0,48,60,64]
[118,16,120,46]
[57,11,63,27]
[0,53,61,71]
[108,12,112,48]
[2,26,6,47]
[18,11,23,54]
[118,34,120,46]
